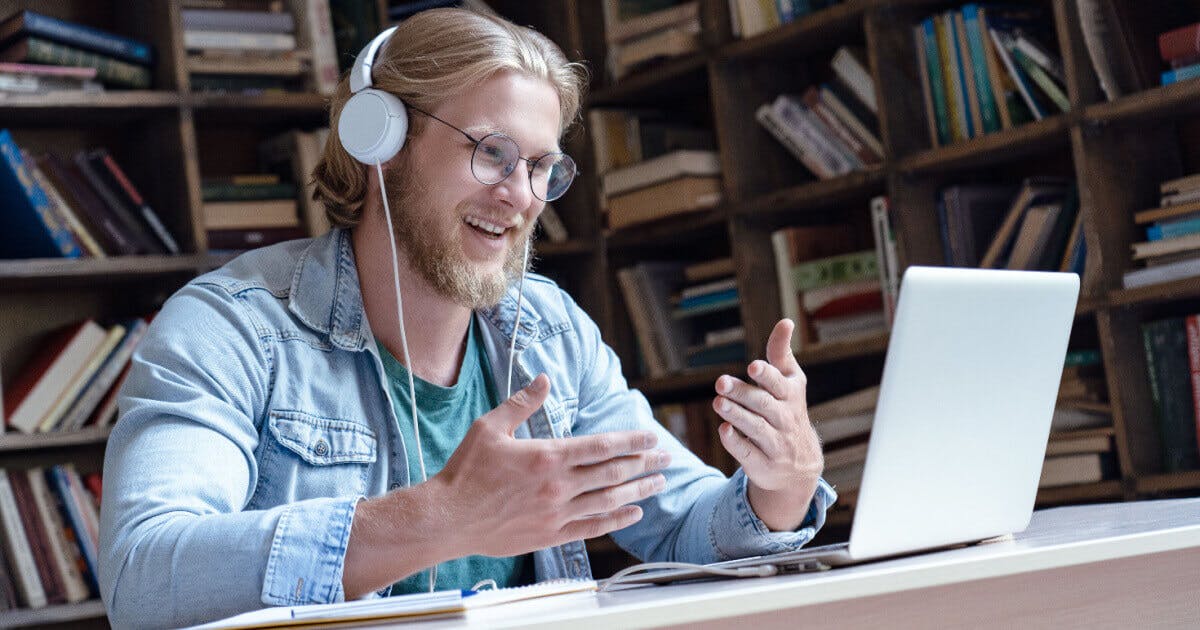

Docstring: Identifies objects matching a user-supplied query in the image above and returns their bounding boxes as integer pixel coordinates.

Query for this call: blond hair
[312,8,588,228]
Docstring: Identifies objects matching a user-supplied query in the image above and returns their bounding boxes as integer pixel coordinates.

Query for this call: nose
[491,159,537,211]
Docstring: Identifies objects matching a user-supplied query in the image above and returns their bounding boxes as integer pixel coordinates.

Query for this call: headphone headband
[350,26,398,93]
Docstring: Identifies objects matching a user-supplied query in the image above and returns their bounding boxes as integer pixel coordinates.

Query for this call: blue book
[46,466,99,595]
[962,5,1000,134]
[946,11,976,138]
[677,288,738,310]
[1148,214,1200,240]
[0,129,82,259]
[0,10,153,65]
[921,18,951,146]
[1162,62,1200,86]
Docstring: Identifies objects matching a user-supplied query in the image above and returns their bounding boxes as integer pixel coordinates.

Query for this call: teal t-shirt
[375,318,534,595]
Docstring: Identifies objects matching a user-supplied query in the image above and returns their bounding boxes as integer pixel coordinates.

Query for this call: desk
[356,498,1200,629]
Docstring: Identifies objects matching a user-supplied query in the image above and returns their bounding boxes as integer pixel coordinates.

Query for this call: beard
[382,161,533,310]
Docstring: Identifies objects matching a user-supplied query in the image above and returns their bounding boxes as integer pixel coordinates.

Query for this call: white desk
[356,497,1200,629]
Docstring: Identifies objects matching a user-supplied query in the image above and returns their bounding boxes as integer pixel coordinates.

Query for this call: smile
[464,216,511,239]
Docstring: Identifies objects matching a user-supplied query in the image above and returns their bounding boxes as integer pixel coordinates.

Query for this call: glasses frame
[407,104,577,202]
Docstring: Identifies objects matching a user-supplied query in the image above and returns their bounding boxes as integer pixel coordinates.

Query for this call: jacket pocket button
[314,439,329,457]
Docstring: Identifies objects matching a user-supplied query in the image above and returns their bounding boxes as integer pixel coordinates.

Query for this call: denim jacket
[99,228,836,629]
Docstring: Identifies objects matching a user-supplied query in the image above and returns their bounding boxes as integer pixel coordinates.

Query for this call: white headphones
[339,26,408,165]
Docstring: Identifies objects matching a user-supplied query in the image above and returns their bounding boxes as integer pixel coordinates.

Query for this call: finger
[560,430,658,466]
[573,450,671,493]
[487,373,550,435]
[766,319,802,378]
[715,375,779,420]
[568,473,665,518]
[556,505,643,542]
[713,396,777,455]
[718,422,769,471]
[747,359,789,400]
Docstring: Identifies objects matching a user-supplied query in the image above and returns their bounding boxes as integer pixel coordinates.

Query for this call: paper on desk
[190,579,597,629]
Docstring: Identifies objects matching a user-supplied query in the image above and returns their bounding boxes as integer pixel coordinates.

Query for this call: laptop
[620,266,1080,584]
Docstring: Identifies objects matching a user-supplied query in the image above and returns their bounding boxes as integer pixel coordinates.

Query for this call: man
[99,8,834,629]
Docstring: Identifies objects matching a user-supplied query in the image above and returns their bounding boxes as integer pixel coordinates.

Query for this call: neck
[352,206,473,387]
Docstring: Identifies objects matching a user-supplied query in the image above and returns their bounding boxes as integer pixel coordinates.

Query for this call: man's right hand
[433,373,670,557]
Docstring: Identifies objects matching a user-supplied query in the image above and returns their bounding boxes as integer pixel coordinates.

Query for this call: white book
[8,321,108,434]
[820,85,884,157]
[775,96,857,175]
[602,150,721,198]
[802,279,882,314]
[1039,453,1103,488]
[680,277,737,300]
[1123,256,1200,289]
[756,104,834,179]
[771,230,805,353]
[814,411,873,444]
[831,47,877,113]
[183,30,297,52]
[292,0,340,95]
[1131,232,1200,260]
[1050,408,1111,432]
[0,471,46,609]
[26,469,89,603]
[808,385,880,420]
[37,324,125,433]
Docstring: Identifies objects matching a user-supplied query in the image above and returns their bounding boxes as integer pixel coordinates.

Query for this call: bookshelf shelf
[1035,480,1126,505]
[895,115,1071,175]
[1082,80,1200,126]
[797,332,889,366]
[603,207,728,250]
[1136,470,1200,495]
[0,254,215,288]
[734,167,887,218]
[0,91,182,124]
[536,238,596,258]
[1107,277,1200,307]
[588,54,709,106]
[630,363,742,400]
[718,0,867,61]
[187,92,328,112]
[0,426,112,453]
[0,599,106,628]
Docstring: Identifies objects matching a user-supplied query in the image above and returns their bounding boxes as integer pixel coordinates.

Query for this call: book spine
[1161,62,1200,86]
[1186,315,1200,463]
[26,469,88,602]
[0,130,82,259]
[921,18,952,145]
[962,5,1000,133]
[1147,319,1200,471]
[180,8,295,32]
[7,471,64,604]
[27,160,104,257]
[989,28,1045,120]
[59,320,146,432]
[182,30,296,51]
[1013,47,1069,112]
[1158,23,1200,62]
[23,11,153,65]
[792,250,879,292]
[0,471,46,608]
[97,151,181,254]
[74,152,159,254]
[294,0,339,95]
[45,468,97,595]
[870,196,896,328]
[42,154,138,256]
[25,38,151,89]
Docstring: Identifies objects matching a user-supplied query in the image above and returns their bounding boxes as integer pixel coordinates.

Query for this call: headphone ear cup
[337,88,409,165]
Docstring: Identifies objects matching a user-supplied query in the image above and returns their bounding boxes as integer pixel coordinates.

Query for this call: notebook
[191,579,596,629]
[612,266,1080,585]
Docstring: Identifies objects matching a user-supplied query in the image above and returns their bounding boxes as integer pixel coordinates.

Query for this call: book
[1131,233,1200,260]
[36,323,126,433]
[180,8,296,32]
[258,129,329,236]
[4,321,108,434]
[536,204,568,243]
[1005,203,1061,270]
[1135,198,1200,224]
[601,150,720,198]
[606,176,722,230]
[203,199,300,230]
[0,10,154,65]
[26,156,104,258]
[605,1,698,43]
[292,0,339,94]
[979,177,1068,268]
[830,46,876,113]
[0,471,45,609]
[25,469,89,603]
[7,471,64,604]
[93,148,180,255]
[684,257,735,283]
[1039,453,1104,487]
[1124,256,1200,289]
[1045,432,1112,457]
[940,184,1018,267]
[1158,22,1200,62]
[1142,318,1200,472]
[611,21,700,79]
[74,150,163,254]
[1076,0,1142,101]
[183,30,297,52]
[57,318,148,432]
[791,250,878,293]
[195,579,597,629]
[0,130,82,259]
[0,37,151,88]
[38,152,139,256]
[808,385,879,421]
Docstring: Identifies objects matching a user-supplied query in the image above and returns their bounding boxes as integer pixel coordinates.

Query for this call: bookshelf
[4,0,1200,626]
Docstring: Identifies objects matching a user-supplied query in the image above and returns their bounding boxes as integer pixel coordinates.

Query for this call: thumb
[489,373,550,435]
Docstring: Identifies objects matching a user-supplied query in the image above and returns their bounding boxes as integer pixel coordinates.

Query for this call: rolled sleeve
[262,496,361,606]
[707,470,838,560]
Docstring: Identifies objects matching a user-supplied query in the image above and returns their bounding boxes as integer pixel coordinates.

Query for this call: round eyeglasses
[408,105,577,202]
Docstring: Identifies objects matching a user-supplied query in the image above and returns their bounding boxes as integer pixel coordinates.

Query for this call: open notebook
[190,579,597,629]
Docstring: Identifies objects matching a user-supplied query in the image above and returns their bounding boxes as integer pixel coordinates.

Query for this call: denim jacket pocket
[251,410,378,506]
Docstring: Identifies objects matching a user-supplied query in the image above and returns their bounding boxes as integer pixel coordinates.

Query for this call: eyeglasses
[408,105,577,202]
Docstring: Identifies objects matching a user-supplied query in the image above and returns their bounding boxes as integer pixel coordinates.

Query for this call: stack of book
[182,0,317,94]
[0,9,153,90]
[1139,316,1200,473]
[202,175,306,251]
[0,130,181,259]
[599,148,722,230]
[2,318,150,435]
[0,62,100,95]
[913,5,1066,148]
[771,224,885,352]
[602,1,701,81]
[240,128,331,241]
[1158,21,1200,86]
[938,177,1079,272]
[727,0,843,39]
[1058,349,1108,407]
[807,384,878,496]
[0,465,102,610]
[618,257,745,378]
[653,399,734,474]
[1124,173,1200,289]
[755,47,881,180]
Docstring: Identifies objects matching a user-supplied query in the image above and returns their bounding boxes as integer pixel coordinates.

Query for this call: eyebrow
[461,123,560,156]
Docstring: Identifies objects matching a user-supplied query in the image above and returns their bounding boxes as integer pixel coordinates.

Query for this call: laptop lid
[847,266,1079,561]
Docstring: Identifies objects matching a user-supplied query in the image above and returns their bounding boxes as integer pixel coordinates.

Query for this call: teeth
[464,216,506,235]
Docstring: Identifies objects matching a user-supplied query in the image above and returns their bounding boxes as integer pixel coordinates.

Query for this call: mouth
[463,215,516,240]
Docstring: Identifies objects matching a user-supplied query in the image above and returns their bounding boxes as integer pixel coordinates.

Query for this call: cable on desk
[598,562,780,591]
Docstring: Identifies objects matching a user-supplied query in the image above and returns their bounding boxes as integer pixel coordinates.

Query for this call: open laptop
[621,266,1080,584]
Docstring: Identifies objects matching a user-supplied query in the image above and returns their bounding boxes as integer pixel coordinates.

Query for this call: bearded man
[99,9,834,629]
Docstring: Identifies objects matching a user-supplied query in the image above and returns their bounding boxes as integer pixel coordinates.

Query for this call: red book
[1184,315,1200,457]
[6,471,64,605]
[809,290,884,320]
[82,474,102,506]
[1159,22,1200,62]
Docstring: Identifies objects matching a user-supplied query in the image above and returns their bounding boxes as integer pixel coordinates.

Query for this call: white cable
[375,160,436,593]
[505,238,530,398]
[597,561,780,592]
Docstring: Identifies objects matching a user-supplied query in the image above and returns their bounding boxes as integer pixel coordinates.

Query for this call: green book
[1,36,151,88]
[1012,47,1069,113]
[791,250,879,293]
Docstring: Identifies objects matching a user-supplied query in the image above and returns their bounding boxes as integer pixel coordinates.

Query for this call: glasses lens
[471,134,520,185]
[531,153,577,202]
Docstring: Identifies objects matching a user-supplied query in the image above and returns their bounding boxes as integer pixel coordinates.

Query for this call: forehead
[434,70,563,154]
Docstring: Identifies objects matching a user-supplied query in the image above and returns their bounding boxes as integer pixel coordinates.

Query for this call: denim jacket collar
[287,228,542,352]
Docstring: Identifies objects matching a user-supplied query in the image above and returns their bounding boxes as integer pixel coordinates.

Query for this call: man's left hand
[712,318,824,531]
